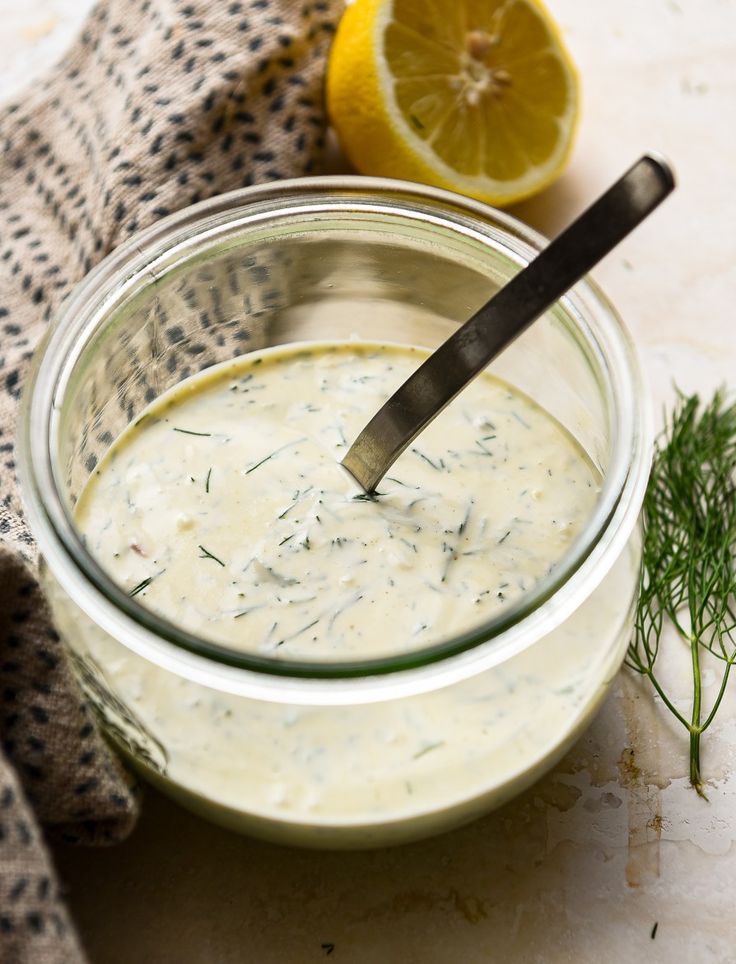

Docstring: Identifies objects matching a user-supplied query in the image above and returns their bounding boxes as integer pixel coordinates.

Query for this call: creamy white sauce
[76,342,599,660]
[57,340,637,845]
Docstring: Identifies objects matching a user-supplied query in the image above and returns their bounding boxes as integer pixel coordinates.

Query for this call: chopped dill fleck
[245,438,304,475]
[411,447,442,471]
[351,491,384,502]
[279,534,295,546]
[173,427,212,437]
[327,593,363,630]
[198,544,225,567]
[261,565,298,587]
[413,740,445,759]
[458,500,473,535]
[275,618,320,647]
[278,500,299,520]
[385,476,419,489]
[128,576,153,597]
[497,530,511,544]
[440,542,458,582]
[205,467,212,493]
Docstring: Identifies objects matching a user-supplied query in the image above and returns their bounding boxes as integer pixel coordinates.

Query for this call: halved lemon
[327,0,580,205]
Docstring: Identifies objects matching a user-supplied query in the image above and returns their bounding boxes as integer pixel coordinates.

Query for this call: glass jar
[18,178,650,848]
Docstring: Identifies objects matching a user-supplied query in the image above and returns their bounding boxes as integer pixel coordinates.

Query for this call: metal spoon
[342,154,675,492]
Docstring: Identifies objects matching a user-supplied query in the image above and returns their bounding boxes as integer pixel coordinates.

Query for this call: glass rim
[19,176,651,697]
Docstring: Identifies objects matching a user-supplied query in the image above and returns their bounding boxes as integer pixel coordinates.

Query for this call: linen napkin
[0,0,341,959]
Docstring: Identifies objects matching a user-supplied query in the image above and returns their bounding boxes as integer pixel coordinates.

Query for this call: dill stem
[643,668,689,729]
[689,632,705,795]
[690,731,706,798]
[700,658,734,731]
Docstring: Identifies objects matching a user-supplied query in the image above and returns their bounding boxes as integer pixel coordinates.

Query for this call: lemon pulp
[327,0,580,205]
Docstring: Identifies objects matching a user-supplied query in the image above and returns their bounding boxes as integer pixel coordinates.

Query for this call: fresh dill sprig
[626,390,736,796]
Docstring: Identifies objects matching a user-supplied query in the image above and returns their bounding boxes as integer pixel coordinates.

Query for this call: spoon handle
[342,154,675,492]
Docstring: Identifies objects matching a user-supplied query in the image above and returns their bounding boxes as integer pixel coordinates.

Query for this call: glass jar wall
[19,179,649,847]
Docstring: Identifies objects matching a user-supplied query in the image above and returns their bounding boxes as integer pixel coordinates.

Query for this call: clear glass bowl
[19,178,650,848]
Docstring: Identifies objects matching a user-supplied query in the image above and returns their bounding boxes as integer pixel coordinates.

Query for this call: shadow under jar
[19,177,650,848]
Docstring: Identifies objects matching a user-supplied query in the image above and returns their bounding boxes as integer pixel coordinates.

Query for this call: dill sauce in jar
[20,179,649,847]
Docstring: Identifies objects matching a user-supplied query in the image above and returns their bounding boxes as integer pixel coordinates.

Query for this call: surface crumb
[20,15,59,41]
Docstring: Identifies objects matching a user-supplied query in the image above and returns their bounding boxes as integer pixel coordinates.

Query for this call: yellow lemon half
[327,0,580,206]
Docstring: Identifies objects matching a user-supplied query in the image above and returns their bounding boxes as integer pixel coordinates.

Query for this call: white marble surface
[3,0,736,961]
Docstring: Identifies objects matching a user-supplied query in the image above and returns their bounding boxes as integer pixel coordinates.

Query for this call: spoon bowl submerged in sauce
[20,178,651,846]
